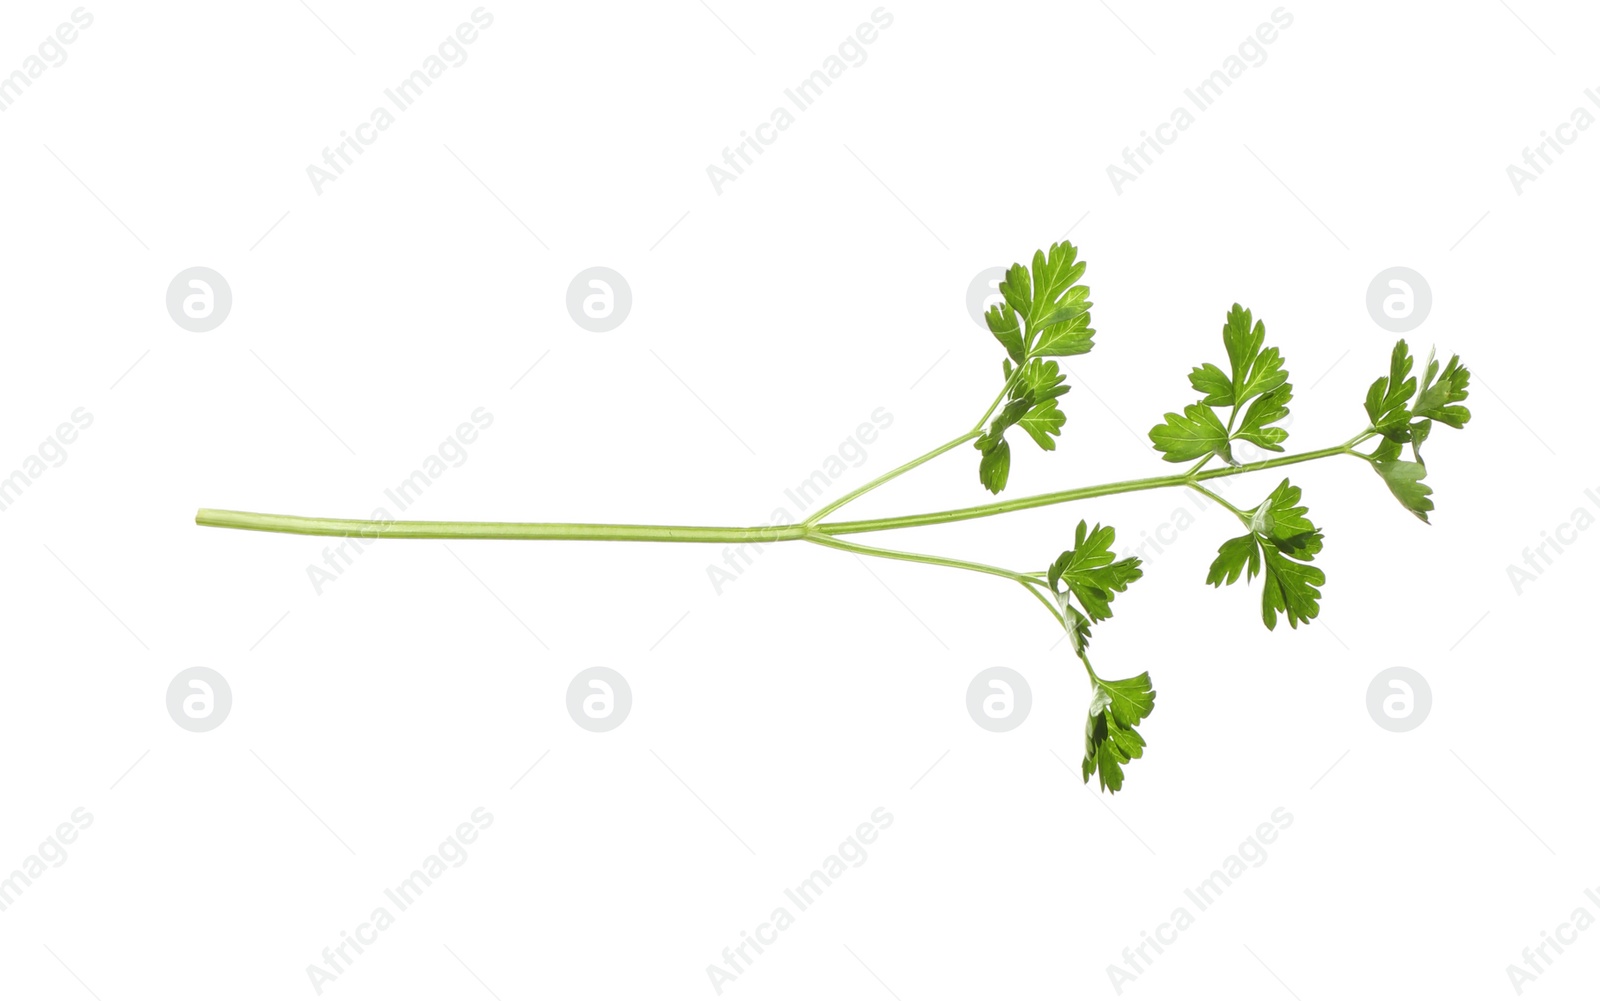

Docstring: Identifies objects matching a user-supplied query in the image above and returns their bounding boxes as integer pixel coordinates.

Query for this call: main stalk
[194,439,1362,544]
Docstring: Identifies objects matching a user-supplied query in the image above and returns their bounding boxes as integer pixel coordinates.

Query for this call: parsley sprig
[197,241,1476,795]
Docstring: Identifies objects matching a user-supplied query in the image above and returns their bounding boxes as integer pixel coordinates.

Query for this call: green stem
[814,439,1365,537]
[1020,579,1067,629]
[192,510,811,543]
[196,436,1373,544]
[803,368,1023,526]
[973,367,1026,433]
[803,431,977,526]
[802,531,1045,587]
[1187,482,1248,521]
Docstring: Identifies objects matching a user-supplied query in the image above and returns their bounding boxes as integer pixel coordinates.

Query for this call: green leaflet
[1222,305,1288,406]
[1374,452,1434,522]
[1018,401,1066,450]
[1149,404,1229,462]
[1205,533,1261,586]
[978,437,1011,494]
[1189,362,1233,406]
[1234,385,1293,452]
[1260,546,1325,631]
[985,303,1025,365]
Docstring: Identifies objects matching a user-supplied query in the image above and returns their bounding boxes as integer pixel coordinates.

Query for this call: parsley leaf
[1222,305,1288,405]
[973,360,1073,491]
[1083,672,1156,794]
[1048,520,1144,624]
[1188,362,1233,406]
[1206,478,1324,630]
[1233,384,1293,452]
[1151,305,1294,464]
[1371,438,1434,522]
[1260,546,1325,630]
[1017,357,1071,405]
[1359,342,1471,517]
[1205,533,1261,586]
[1364,339,1418,439]
[1018,401,1066,450]
[1249,478,1323,559]
[976,247,1093,493]
[985,303,1025,366]
[977,436,1012,493]
[1022,244,1096,357]
[995,242,1096,357]
[1149,404,1229,462]
[1413,350,1472,429]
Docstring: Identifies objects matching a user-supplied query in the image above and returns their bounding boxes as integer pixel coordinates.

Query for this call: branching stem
[195,434,1376,549]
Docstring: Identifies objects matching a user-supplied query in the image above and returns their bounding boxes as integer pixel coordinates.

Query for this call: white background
[1,1,1596,998]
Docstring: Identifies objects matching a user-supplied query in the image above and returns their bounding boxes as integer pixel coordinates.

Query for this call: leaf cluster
[1044,520,1153,794]
[1206,478,1325,630]
[977,242,1094,493]
[1362,341,1472,522]
[1149,304,1294,465]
